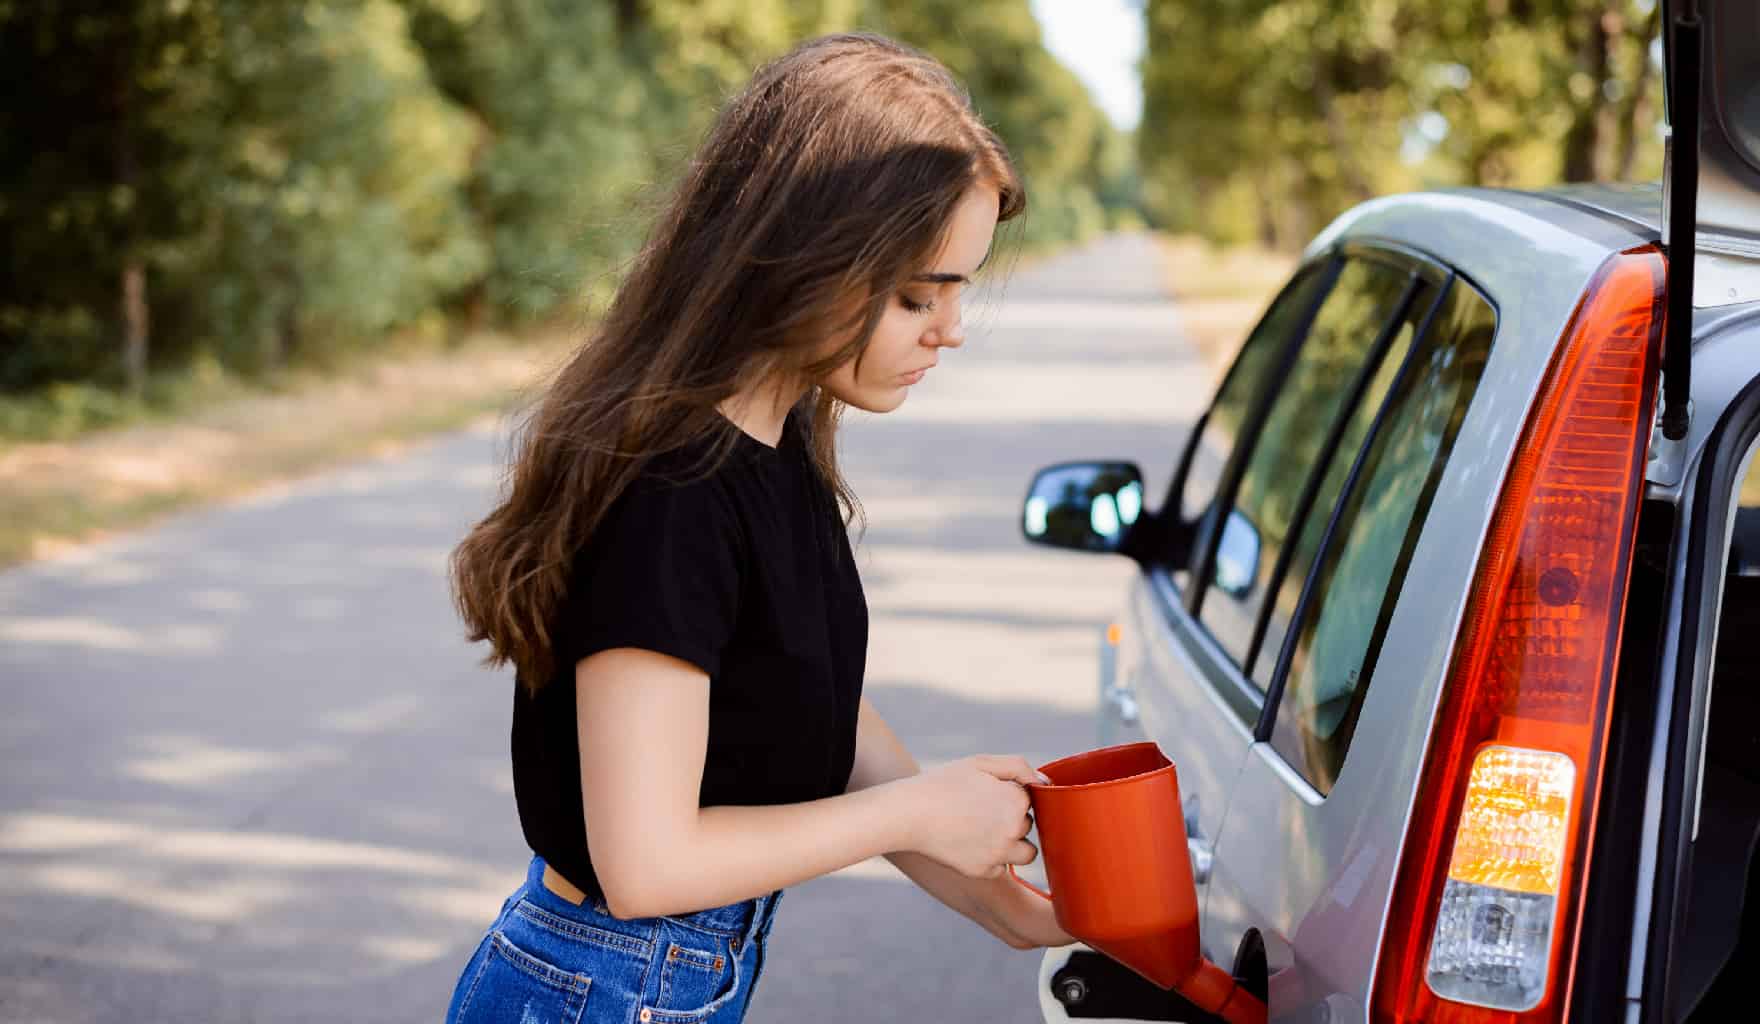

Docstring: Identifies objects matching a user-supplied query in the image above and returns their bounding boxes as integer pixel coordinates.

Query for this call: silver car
[1022,4,1759,1021]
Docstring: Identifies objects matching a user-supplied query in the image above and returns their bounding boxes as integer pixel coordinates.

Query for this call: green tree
[873,0,1128,245]
[1,0,206,393]
[1139,0,1666,247]
[5,0,1129,403]
[1,0,485,392]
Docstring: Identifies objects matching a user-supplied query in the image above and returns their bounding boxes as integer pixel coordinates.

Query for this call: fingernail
[1036,772,1052,785]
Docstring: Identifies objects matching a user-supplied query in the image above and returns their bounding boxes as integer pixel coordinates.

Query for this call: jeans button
[731,936,742,953]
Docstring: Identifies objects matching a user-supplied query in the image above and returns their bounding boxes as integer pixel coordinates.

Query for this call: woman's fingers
[1007,838,1039,866]
[978,754,1051,786]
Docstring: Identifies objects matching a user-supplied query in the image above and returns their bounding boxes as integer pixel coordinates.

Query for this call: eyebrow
[911,251,993,285]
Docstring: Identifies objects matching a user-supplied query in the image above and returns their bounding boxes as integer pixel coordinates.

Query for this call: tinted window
[1197,259,1415,673]
[1250,283,1436,686]
[1177,266,1331,527]
[1269,281,1496,792]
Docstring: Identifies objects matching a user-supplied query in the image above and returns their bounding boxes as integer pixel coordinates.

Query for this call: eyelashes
[899,294,937,316]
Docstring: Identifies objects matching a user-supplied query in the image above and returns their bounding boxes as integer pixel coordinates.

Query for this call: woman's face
[820,183,1000,414]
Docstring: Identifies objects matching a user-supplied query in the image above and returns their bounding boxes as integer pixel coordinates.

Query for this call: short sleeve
[571,475,744,679]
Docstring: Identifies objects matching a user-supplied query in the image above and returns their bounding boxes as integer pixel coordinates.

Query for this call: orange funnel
[1011,742,1267,1024]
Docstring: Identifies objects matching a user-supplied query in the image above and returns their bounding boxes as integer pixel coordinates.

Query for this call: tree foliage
[1140,0,1666,246]
[1,0,1126,397]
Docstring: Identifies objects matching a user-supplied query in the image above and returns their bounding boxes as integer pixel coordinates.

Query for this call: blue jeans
[445,857,784,1024]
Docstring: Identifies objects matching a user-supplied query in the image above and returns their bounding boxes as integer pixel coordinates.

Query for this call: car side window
[1268,280,1496,792]
[1175,266,1332,530]
[1249,279,1438,688]
[1195,258,1416,675]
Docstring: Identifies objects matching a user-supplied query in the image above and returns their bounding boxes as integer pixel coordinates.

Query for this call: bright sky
[1030,0,1145,131]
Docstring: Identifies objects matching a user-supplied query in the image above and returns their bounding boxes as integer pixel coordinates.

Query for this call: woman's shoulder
[600,436,763,541]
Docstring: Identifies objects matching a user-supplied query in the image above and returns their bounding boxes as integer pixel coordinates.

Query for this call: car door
[1116,258,1337,927]
[1200,260,1499,1018]
[1132,250,1424,943]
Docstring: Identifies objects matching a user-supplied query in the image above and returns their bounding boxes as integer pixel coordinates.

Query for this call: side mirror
[1213,510,1261,598]
[1022,461,1146,554]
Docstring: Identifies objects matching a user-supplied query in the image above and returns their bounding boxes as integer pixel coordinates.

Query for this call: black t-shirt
[511,410,869,904]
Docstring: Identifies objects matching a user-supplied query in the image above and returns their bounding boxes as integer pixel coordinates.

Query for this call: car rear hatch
[1625,3,1760,1021]
[1685,0,1760,278]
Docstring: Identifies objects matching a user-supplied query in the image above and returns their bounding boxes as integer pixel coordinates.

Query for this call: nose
[931,307,965,349]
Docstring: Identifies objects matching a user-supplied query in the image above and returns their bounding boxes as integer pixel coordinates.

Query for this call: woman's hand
[976,870,1079,950]
[900,755,1048,879]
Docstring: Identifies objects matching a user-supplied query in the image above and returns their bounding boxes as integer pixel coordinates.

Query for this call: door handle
[1187,836,1214,885]
[1103,683,1139,725]
[1183,794,1213,885]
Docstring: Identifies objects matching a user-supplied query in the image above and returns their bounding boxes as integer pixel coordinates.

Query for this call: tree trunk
[121,262,149,394]
[1313,64,1375,204]
[116,16,147,395]
[1615,5,1663,181]
[262,250,300,370]
[1561,6,1615,182]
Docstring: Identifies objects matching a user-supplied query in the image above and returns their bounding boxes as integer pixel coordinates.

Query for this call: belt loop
[738,895,764,949]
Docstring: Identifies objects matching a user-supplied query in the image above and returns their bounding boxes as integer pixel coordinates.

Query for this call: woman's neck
[717,375,803,449]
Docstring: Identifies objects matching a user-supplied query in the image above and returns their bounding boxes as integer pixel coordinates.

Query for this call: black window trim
[1159,258,1342,529]
[1187,244,1449,623]
[1238,269,1433,682]
[1147,568,1266,728]
[1185,255,1344,620]
[1143,254,1342,732]
[1147,239,1464,734]
[1251,262,1468,754]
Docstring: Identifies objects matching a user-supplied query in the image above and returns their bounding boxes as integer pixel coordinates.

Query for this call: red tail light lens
[1371,247,1667,1022]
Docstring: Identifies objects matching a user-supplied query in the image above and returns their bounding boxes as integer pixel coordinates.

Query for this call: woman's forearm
[881,847,1033,945]
[607,779,919,919]
[842,695,1027,942]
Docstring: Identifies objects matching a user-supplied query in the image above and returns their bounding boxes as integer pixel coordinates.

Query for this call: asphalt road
[0,232,1213,1023]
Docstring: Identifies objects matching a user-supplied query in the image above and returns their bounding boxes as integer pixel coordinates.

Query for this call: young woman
[444,32,1075,1023]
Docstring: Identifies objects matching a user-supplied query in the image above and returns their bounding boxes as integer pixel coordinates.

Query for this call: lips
[901,368,928,385]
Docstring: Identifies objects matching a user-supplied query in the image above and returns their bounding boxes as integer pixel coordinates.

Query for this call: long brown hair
[450,32,1025,691]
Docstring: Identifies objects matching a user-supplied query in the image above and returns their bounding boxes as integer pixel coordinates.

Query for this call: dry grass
[0,332,576,568]
[1155,234,1298,369]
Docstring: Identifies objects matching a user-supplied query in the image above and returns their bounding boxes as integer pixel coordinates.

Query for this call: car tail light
[1371,246,1667,1022]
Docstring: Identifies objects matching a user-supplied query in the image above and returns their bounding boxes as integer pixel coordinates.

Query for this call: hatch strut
[1661,0,1702,441]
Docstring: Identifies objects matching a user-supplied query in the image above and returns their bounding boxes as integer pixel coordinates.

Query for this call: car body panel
[1126,572,1256,937]
[1034,8,1760,1018]
[1190,190,1652,1022]
[1676,304,1760,486]
[1527,182,1664,234]
[1036,148,1760,1024]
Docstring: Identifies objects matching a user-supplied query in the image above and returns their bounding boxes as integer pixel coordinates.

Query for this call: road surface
[0,232,1215,1022]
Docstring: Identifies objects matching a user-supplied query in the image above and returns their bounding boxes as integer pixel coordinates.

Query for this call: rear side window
[1177,266,1332,527]
[1268,280,1496,792]
[1196,258,1416,674]
[1250,282,1437,688]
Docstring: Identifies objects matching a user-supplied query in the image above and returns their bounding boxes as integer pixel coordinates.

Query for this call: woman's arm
[576,648,1043,920]
[844,695,1067,949]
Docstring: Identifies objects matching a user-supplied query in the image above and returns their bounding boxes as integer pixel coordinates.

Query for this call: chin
[835,387,908,414]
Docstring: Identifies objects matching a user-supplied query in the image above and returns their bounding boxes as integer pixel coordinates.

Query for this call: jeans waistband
[526,856,781,941]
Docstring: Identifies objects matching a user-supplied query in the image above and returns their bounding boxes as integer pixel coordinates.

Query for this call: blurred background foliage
[1140,0,1668,247]
[0,0,1127,415]
[2,0,1669,431]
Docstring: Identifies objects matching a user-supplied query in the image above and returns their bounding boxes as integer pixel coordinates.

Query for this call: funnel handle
[1006,864,1052,902]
